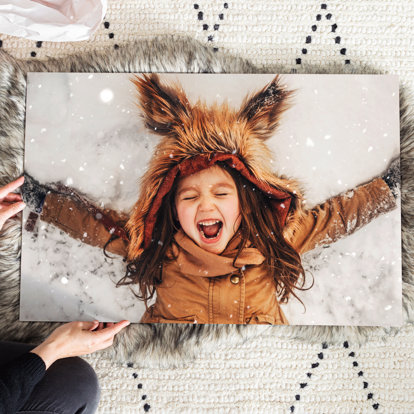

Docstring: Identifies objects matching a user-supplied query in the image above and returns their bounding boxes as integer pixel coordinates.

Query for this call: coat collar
[172,229,265,277]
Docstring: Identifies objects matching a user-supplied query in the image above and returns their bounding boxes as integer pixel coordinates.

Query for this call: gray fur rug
[0,35,413,367]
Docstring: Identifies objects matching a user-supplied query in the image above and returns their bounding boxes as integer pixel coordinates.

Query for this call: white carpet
[1,1,413,90]
[85,325,414,413]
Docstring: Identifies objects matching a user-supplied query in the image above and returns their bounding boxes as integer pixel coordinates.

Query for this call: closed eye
[216,193,228,196]
[183,196,197,200]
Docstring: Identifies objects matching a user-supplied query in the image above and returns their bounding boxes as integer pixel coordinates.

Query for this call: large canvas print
[21,73,401,325]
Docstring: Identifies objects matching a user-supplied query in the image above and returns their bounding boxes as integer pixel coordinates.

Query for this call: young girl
[23,74,399,324]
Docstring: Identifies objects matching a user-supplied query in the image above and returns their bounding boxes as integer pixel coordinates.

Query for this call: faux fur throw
[0,35,413,366]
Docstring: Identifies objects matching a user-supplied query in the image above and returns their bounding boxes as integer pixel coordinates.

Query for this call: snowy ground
[21,73,401,325]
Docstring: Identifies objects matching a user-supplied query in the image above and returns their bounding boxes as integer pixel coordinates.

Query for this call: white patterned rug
[1,1,413,412]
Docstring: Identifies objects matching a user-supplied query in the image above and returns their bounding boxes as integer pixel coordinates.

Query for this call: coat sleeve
[285,177,397,255]
[39,191,129,257]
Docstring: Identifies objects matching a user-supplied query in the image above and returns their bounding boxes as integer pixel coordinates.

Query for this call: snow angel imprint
[23,74,399,325]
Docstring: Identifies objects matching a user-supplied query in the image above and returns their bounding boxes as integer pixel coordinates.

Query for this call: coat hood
[126,74,304,260]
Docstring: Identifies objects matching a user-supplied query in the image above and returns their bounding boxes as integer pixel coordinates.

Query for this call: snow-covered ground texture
[21,73,401,325]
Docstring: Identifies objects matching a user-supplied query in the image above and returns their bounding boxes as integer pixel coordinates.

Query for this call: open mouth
[197,220,223,240]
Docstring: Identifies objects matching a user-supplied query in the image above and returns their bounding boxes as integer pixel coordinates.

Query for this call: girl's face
[175,165,242,254]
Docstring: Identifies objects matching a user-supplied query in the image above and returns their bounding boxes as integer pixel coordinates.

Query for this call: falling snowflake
[100,88,114,103]
[306,137,315,147]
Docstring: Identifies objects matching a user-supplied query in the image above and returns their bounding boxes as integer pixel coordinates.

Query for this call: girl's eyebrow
[176,185,199,197]
[210,182,235,190]
[176,182,234,196]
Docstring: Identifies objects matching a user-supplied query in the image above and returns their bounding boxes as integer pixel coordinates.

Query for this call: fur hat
[126,74,304,260]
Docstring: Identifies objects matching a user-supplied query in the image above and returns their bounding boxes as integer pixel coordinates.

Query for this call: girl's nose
[199,196,215,211]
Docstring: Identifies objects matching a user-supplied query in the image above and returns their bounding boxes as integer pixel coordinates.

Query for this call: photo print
[21,73,402,326]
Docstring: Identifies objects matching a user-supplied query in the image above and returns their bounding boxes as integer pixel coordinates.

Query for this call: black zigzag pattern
[296,2,351,65]
[193,2,229,52]
[128,362,152,412]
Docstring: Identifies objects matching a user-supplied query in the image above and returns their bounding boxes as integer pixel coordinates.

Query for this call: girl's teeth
[199,220,220,225]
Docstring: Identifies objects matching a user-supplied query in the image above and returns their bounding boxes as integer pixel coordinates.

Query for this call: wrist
[30,341,60,370]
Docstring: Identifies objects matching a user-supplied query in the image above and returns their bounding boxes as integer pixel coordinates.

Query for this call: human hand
[0,176,25,231]
[30,320,130,369]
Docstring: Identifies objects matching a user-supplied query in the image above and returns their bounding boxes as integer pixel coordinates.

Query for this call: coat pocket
[247,314,275,325]
[158,315,197,324]
[140,304,198,324]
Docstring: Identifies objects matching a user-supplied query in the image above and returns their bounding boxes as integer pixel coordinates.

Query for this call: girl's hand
[30,320,130,369]
[0,176,25,231]
[382,157,400,198]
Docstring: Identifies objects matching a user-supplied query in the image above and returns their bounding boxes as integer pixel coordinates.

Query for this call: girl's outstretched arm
[21,173,129,258]
[286,161,399,255]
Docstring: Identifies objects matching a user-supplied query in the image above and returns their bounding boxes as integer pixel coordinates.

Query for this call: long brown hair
[117,162,309,305]
[220,163,310,304]
[116,176,180,304]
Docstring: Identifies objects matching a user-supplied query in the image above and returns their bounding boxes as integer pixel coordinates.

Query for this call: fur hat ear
[131,74,191,137]
[238,75,293,141]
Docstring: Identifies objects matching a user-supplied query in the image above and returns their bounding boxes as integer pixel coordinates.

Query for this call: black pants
[0,341,100,414]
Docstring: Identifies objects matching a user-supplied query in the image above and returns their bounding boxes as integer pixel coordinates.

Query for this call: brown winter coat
[40,177,396,324]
